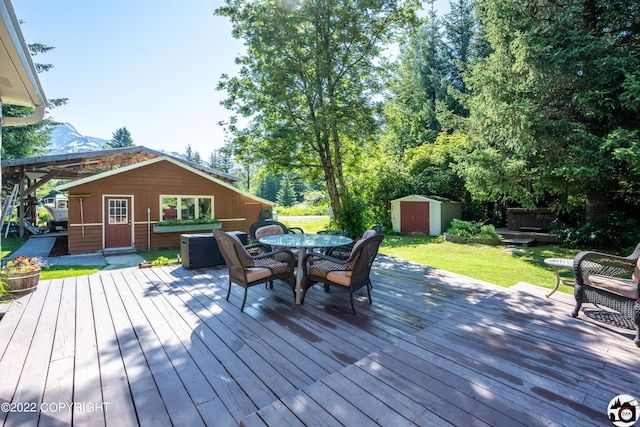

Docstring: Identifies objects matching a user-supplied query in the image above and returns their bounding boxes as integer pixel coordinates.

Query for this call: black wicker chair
[300,234,384,314]
[212,229,296,311]
[572,243,640,346]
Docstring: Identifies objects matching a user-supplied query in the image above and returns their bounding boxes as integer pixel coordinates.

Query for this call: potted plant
[152,218,223,233]
[0,255,49,293]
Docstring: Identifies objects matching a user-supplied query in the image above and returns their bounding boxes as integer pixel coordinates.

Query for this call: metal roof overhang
[1,146,241,198]
[0,0,47,126]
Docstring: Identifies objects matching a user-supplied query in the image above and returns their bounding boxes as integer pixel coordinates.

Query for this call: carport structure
[1,147,242,238]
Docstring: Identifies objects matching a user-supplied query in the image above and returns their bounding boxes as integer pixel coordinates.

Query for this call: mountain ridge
[46,123,185,159]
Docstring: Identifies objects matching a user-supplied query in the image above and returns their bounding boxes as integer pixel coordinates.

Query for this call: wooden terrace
[0,255,638,426]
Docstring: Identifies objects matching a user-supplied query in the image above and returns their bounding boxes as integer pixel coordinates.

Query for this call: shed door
[105,197,132,248]
[400,201,430,234]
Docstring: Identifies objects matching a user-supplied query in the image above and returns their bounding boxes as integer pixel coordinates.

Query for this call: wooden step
[501,237,536,246]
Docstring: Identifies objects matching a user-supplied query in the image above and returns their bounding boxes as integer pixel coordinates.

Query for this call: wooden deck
[0,255,638,426]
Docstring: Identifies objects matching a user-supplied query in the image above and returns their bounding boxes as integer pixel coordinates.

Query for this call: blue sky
[13,1,449,159]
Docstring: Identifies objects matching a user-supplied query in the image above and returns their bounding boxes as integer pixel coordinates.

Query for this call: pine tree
[276,174,296,207]
[104,127,134,149]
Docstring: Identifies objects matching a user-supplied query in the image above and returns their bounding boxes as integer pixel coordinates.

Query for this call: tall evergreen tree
[276,173,296,207]
[460,0,640,219]
[104,127,134,149]
[255,172,280,203]
[383,5,450,158]
[185,144,194,161]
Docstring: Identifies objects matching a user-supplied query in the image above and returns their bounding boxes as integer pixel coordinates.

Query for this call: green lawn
[379,233,579,292]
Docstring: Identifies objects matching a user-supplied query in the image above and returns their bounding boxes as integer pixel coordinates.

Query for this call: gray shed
[391,195,462,236]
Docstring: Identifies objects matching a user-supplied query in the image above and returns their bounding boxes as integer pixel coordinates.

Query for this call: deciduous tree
[216,0,419,231]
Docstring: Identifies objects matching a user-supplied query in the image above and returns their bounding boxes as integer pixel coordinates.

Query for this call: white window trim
[159,195,215,221]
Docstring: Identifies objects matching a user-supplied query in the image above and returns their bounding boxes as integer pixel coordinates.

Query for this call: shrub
[446,219,500,239]
[334,191,370,239]
[553,212,640,251]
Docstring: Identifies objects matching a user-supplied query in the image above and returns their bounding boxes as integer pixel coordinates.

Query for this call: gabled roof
[1,145,239,183]
[391,195,459,204]
[56,155,273,205]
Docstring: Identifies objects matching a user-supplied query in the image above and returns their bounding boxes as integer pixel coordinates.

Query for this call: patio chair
[300,234,384,314]
[248,220,304,243]
[572,243,640,346]
[325,228,381,260]
[212,229,296,311]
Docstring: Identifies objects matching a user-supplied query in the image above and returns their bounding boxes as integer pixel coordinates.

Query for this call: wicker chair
[326,228,381,260]
[300,234,384,314]
[248,220,304,244]
[212,229,296,311]
[572,243,640,346]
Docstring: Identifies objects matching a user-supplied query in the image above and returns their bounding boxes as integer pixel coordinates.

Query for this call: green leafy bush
[446,219,500,239]
[151,256,172,266]
[553,212,640,251]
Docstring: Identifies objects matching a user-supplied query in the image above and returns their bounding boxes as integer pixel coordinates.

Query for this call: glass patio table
[259,233,353,305]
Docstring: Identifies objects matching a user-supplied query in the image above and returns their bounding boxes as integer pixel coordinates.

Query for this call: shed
[391,195,462,236]
[56,156,272,254]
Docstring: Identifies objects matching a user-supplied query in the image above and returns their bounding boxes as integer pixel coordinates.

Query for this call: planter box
[443,233,501,246]
[153,222,222,234]
[1,269,41,293]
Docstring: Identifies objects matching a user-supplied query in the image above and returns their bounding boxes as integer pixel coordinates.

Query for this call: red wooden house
[57,156,272,254]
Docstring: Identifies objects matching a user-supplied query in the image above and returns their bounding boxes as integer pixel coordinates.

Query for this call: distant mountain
[46,123,108,155]
[45,123,186,159]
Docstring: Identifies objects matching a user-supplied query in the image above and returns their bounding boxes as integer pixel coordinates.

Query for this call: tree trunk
[585,189,609,221]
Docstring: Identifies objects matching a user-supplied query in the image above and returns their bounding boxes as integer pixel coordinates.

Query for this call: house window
[160,196,214,221]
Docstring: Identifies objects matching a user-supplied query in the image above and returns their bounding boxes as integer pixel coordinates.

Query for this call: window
[160,195,214,221]
[109,199,129,224]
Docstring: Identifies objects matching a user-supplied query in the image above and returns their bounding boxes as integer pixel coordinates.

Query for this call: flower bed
[153,219,222,233]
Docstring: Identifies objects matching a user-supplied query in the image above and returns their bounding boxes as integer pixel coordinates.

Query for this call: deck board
[0,254,638,426]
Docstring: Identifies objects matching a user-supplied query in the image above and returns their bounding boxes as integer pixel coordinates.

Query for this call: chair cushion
[245,267,272,282]
[362,229,377,240]
[586,274,639,300]
[326,270,352,287]
[633,257,640,281]
[255,225,284,239]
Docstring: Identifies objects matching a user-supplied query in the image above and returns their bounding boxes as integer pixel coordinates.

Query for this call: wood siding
[65,160,269,252]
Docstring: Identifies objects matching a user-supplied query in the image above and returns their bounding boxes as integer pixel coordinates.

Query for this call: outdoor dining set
[212,220,384,314]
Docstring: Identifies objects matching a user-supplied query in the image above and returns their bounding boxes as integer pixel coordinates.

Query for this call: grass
[279,216,332,234]
[139,247,182,263]
[40,265,104,280]
[1,236,27,259]
[379,233,580,292]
